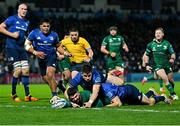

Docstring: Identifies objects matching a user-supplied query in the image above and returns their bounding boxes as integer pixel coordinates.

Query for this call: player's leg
[106,73,124,85]
[20,50,39,101]
[6,48,22,102]
[57,57,71,93]
[156,68,177,100]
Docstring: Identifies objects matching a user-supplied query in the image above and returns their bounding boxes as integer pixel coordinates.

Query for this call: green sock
[146,74,155,81]
[169,81,175,89]
[159,80,163,88]
[165,84,175,95]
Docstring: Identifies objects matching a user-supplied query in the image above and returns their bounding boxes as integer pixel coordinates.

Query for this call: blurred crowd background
[0,0,180,82]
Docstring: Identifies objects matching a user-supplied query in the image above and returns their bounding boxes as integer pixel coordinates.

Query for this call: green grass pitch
[0,82,180,125]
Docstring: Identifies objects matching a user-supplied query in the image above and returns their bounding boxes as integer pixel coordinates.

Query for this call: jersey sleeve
[145,43,152,56]
[168,43,175,54]
[27,30,35,42]
[69,73,82,88]
[82,38,91,50]
[92,71,102,85]
[101,36,108,46]
[4,16,14,27]
[54,32,60,45]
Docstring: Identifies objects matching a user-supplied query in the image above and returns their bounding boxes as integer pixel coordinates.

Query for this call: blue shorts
[122,84,142,105]
[6,48,28,64]
[38,53,57,76]
[71,62,87,72]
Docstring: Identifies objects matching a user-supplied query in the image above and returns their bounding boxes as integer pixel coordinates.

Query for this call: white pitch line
[0,104,179,113]
[93,108,180,113]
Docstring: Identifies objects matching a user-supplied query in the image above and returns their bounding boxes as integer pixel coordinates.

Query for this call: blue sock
[154,96,165,104]
[145,90,154,98]
[52,92,57,97]
[12,77,18,95]
[21,76,30,96]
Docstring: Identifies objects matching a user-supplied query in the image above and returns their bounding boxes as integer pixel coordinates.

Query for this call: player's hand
[169,58,175,64]
[110,52,116,58]
[146,66,152,72]
[36,51,46,59]
[64,51,72,57]
[11,31,19,39]
[83,102,92,108]
[71,102,80,108]
[83,58,91,63]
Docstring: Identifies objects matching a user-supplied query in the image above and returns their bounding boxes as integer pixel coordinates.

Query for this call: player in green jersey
[144,27,178,100]
[141,52,165,93]
[101,26,129,82]
[66,88,106,108]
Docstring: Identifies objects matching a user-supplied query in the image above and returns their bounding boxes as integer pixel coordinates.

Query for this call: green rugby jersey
[145,39,175,65]
[102,35,126,58]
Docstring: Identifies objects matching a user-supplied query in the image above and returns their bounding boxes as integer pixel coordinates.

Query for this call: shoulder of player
[79,37,88,42]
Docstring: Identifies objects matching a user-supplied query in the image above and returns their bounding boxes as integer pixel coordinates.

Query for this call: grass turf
[0,82,180,125]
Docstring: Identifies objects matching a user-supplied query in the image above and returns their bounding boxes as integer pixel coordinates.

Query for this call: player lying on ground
[65,83,171,108]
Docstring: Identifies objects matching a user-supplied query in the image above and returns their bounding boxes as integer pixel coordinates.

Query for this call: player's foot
[161,94,172,104]
[170,94,179,100]
[24,95,39,102]
[160,87,165,93]
[141,77,147,85]
[149,87,159,96]
[57,80,66,94]
[11,94,22,102]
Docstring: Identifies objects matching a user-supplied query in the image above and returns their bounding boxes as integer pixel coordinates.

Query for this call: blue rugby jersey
[4,15,29,49]
[27,28,59,56]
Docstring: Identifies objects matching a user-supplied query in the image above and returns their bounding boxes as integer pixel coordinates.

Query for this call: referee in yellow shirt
[60,28,93,78]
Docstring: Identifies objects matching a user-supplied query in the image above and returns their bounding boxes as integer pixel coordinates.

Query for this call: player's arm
[168,43,176,64]
[84,84,100,108]
[0,22,19,39]
[122,43,129,52]
[24,39,46,59]
[57,41,72,57]
[87,48,93,60]
[144,52,152,72]
[106,96,122,107]
[142,52,149,67]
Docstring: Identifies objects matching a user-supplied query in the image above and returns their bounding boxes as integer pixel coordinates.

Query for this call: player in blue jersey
[65,63,124,108]
[101,83,171,107]
[0,3,38,102]
[24,18,63,104]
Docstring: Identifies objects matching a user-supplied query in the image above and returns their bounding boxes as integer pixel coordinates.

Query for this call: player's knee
[21,60,29,75]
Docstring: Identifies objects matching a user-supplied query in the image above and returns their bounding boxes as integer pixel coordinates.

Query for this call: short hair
[39,18,51,25]
[109,26,118,31]
[155,27,164,33]
[69,27,78,33]
[67,88,77,98]
[82,63,92,74]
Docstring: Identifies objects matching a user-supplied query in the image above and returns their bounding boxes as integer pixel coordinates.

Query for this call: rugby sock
[166,84,175,95]
[158,79,163,88]
[154,96,165,104]
[146,74,154,81]
[57,80,66,93]
[169,81,175,89]
[21,76,30,96]
[52,92,57,97]
[145,91,154,98]
[12,77,18,95]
